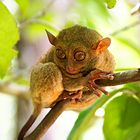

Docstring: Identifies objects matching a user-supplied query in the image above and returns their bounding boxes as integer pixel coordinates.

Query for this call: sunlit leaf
[15,0,30,18]
[0,2,19,78]
[67,0,111,29]
[124,83,140,100]
[125,121,140,140]
[103,95,140,140]
[105,0,117,9]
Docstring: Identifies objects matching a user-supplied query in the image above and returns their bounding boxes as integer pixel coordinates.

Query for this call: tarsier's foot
[69,90,83,100]
[57,90,83,101]
[87,69,114,97]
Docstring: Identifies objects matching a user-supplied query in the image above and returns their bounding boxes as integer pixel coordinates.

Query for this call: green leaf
[67,89,121,140]
[105,0,117,9]
[125,121,140,140]
[0,2,19,78]
[67,0,111,29]
[124,83,140,100]
[103,95,140,140]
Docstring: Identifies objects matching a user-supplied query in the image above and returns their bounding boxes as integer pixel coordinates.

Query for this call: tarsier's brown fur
[18,25,115,140]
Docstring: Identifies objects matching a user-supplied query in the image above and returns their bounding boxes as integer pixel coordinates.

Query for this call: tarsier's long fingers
[88,81,109,96]
[90,72,114,81]
[90,88,101,97]
[98,74,114,80]
[89,68,111,75]
[70,90,83,100]
[87,69,114,96]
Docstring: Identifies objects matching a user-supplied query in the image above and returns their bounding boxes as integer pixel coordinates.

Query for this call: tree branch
[110,20,140,36]
[96,69,140,86]
[0,83,29,100]
[24,99,72,140]
[23,69,140,140]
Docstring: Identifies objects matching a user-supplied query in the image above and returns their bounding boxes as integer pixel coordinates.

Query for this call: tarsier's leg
[87,69,114,97]
[18,104,41,140]
[67,90,99,109]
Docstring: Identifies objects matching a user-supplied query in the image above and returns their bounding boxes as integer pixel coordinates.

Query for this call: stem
[110,20,140,36]
[19,0,56,29]
[0,83,29,100]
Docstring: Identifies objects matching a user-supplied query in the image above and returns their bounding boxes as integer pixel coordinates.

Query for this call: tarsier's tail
[18,107,41,140]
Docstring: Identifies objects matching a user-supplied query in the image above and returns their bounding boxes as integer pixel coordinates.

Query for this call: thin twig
[131,2,140,15]
[0,83,29,100]
[23,69,140,140]
[110,20,140,36]
[19,0,57,30]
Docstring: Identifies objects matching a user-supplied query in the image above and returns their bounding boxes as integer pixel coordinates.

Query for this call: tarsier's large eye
[74,51,86,61]
[56,49,66,59]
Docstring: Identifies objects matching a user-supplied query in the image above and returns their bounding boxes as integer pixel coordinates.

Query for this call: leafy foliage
[1,0,140,140]
[0,2,19,78]
[103,94,140,140]
[66,0,111,29]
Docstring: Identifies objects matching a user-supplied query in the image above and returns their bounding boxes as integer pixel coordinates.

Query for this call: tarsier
[18,25,115,140]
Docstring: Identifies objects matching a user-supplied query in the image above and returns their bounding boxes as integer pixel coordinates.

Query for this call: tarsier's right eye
[56,49,66,59]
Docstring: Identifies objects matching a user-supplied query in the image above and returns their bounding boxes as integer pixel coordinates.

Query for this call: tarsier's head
[46,25,111,77]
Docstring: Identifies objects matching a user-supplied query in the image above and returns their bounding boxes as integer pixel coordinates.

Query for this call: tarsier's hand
[57,69,114,102]
[86,69,114,97]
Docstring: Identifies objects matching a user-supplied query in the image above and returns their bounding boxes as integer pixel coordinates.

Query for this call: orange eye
[74,51,86,61]
[56,49,66,59]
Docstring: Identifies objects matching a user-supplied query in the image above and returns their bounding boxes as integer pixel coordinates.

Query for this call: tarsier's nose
[66,66,78,74]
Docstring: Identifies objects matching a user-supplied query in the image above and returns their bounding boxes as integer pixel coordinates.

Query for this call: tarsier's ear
[45,30,56,45]
[95,37,111,55]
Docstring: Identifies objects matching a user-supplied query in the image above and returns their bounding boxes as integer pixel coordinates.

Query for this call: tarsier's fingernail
[69,92,73,95]
[109,75,114,80]
[95,93,101,97]
[104,92,109,96]
[106,93,110,96]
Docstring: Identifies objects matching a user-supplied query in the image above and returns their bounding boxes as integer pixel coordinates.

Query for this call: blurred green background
[0,0,140,140]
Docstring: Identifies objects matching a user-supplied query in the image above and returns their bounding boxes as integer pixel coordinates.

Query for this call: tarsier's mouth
[66,69,78,75]
[61,68,83,78]
[65,66,80,74]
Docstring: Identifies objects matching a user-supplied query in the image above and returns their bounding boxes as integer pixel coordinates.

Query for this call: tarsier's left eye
[74,51,86,61]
